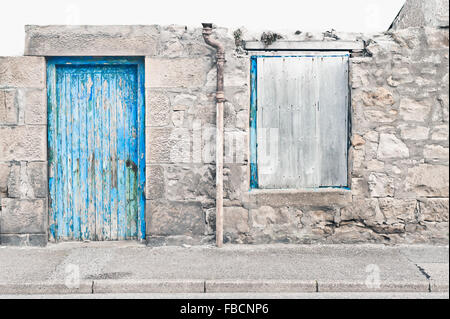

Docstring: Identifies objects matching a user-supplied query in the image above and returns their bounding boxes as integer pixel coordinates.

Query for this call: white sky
[1,0,405,56]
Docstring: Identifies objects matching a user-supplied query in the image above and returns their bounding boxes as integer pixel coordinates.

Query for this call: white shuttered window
[252,54,349,189]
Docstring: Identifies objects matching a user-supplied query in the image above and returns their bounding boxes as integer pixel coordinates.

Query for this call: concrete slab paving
[0,246,68,284]
[205,280,317,293]
[399,245,449,263]
[317,280,430,292]
[0,281,93,295]
[93,279,205,294]
[417,263,449,292]
[0,243,447,294]
[417,263,449,281]
[94,244,430,292]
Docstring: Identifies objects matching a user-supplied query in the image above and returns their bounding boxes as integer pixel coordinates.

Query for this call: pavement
[0,243,448,296]
[1,292,448,299]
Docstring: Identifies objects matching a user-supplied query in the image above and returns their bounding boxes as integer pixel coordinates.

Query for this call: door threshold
[46,240,146,249]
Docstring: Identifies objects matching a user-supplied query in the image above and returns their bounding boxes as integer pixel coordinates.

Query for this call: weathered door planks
[47,57,145,241]
[251,54,349,189]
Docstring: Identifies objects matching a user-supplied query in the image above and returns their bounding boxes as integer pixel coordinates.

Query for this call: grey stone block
[157,26,213,57]
[0,233,47,246]
[165,164,215,201]
[7,161,47,198]
[405,164,449,197]
[224,130,248,164]
[28,234,48,247]
[330,224,382,243]
[145,236,167,246]
[146,200,205,236]
[145,165,165,200]
[400,125,430,140]
[0,162,10,193]
[146,126,218,165]
[0,57,45,88]
[145,235,212,246]
[148,234,215,246]
[223,55,250,87]
[248,189,352,208]
[224,207,249,235]
[146,127,191,164]
[145,89,171,127]
[0,89,18,124]
[23,89,46,125]
[377,134,410,159]
[1,88,46,125]
[0,198,46,233]
[145,57,212,88]
[424,145,449,162]
[171,91,217,129]
[0,126,46,161]
[25,25,160,56]
[399,98,432,122]
[431,125,449,141]
[418,198,449,222]
[368,173,394,197]
[0,234,29,246]
[224,165,248,202]
[378,198,417,226]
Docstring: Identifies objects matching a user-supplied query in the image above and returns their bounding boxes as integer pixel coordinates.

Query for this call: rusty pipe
[202,23,225,101]
[202,23,225,248]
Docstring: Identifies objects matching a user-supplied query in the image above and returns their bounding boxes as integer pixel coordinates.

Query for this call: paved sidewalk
[1,292,449,299]
[0,243,448,295]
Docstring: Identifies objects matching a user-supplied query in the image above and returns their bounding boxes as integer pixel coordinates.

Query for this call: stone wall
[344,27,449,243]
[143,26,249,245]
[0,22,448,246]
[221,27,449,244]
[142,25,449,245]
[0,57,48,246]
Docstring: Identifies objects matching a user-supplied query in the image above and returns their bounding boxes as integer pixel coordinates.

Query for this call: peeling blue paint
[47,57,145,241]
[250,56,258,189]
[318,186,351,190]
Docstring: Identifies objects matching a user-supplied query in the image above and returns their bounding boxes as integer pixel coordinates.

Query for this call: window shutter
[255,55,349,189]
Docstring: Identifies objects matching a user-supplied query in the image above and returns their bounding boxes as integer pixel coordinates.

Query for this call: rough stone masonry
[0,0,448,246]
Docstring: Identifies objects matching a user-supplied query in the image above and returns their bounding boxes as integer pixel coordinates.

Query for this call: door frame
[46,56,146,241]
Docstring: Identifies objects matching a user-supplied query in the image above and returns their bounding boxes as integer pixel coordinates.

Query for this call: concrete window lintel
[248,188,352,207]
[244,40,365,52]
[24,25,160,57]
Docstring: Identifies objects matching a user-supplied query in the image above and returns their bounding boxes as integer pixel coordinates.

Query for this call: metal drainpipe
[202,23,225,248]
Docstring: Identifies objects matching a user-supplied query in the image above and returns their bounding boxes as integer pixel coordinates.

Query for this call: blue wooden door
[47,57,145,241]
